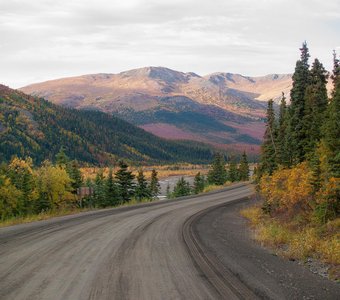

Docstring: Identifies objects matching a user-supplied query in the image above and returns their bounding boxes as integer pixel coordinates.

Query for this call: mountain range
[21,67,294,153]
[0,84,214,165]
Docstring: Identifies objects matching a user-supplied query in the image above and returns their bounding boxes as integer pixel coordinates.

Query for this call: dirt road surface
[1,183,339,299]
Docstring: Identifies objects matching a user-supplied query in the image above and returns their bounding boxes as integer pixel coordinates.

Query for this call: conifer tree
[303,59,328,157]
[193,172,205,194]
[104,168,119,206]
[135,169,151,201]
[115,161,135,203]
[55,146,69,167]
[276,93,289,166]
[67,160,83,192]
[227,158,238,182]
[259,99,277,175]
[207,153,227,185]
[172,177,191,197]
[149,169,160,199]
[94,169,105,207]
[289,41,310,163]
[166,182,171,199]
[238,151,250,181]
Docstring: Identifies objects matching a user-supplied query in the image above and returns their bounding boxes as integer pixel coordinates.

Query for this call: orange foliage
[260,162,314,214]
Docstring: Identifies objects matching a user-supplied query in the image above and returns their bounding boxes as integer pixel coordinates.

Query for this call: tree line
[168,151,250,198]
[257,43,339,223]
[0,147,160,220]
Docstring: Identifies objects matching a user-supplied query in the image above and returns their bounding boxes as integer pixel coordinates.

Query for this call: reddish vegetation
[224,122,266,140]
[140,123,207,142]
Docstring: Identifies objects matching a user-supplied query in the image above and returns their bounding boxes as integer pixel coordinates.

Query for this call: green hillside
[0,85,213,165]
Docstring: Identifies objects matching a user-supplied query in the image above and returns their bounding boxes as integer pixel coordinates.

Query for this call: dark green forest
[0,85,214,165]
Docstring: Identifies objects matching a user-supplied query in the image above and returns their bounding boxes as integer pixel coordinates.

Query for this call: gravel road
[0,184,253,300]
[1,184,338,299]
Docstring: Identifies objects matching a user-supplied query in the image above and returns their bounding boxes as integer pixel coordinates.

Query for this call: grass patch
[241,205,340,269]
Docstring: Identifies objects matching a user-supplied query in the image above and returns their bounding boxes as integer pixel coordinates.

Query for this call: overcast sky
[1,0,339,88]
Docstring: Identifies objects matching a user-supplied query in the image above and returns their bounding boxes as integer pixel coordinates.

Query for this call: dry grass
[241,205,340,267]
[202,182,231,193]
[81,164,209,180]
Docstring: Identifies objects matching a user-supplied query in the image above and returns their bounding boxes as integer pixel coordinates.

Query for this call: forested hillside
[0,85,213,165]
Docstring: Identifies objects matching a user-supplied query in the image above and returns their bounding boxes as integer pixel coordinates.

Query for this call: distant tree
[166,182,171,199]
[276,93,290,166]
[135,169,151,201]
[173,177,191,197]
[115,161,135,203]
[238,151,250,181]
[149,169,160,199]
[66,160,83,192]
[104,168,119,206]
[55,146,69,167]
[227,157,239,182]
[207,153,227,185]
[94,169,105,207]
[193,172,205,194]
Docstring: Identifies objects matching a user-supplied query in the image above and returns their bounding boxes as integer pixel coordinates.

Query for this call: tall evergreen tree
[303,59,328,157]
[276,93,290,166]
[207,153,227,185]
[289,41,310,163]
[94,169,105,207]
[67,160,83,192]
[238,151,250,181]
[149,169,160,199]
[104,168,119,206]
[259,99,277,175]
[135,169,151,201]
[55,146,69,167]
[227,158,239,182]
[193,172,205,194]
[115,161,135,203]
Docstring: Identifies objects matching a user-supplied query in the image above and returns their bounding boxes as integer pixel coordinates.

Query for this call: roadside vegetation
[0,147,251,227]
[244,43,340,280]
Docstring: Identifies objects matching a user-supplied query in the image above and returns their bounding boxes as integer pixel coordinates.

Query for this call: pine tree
[238,151,250,181]
[227,158,238,182]
[173,177,191,197]
[303,59,328,157]
[135,169,151,201]
[55,146,69,167]
[166,182,171,199]
[259,99,277,175]
[149,169,160,199]
[193,172,205,194]
[67,160,83,192]
[104,168,119,206]
[289,41,310,163]
[115,161,135,203]
[94,169,105,207]
[276,93,289,166]
[207,153,227,185]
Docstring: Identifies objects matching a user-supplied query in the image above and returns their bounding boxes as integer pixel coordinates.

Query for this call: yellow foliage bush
[260,163,314,214]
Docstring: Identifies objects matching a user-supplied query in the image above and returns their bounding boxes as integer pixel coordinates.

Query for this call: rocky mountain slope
[20,67,293,153]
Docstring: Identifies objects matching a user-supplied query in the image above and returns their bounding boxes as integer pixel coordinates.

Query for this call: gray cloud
[1,0,339,88]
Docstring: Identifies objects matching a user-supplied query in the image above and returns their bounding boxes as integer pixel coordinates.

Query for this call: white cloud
[0,0,339,87]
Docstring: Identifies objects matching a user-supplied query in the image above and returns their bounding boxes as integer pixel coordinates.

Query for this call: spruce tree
[94,169,105,207]
[193,172,205,194]
[115,161,135,203]
[104,168,119,206]
[55,146,69,167]
[238,151,250,181]
[227,158,238,182]
[207,153,227,185]
[135,169,151,201]
[276,93,289,166]
[303,59,328,157]
[289,41,310,163]
[259,99,277,175]
[173,177,191,197]
[67,160,83,192]
[149,169,160,199]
